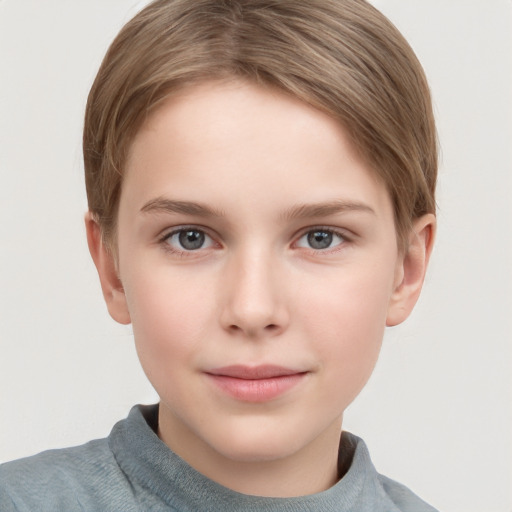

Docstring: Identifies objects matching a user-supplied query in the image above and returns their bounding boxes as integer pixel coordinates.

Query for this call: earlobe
[85,212,131,325]
[386,214,436,327]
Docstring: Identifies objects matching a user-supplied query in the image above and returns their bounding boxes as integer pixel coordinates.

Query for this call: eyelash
[158,225,351,256]
[158,226,217,256]
[294,226,349,253]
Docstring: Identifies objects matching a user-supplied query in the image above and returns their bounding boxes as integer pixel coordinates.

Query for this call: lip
[205,365,308,402]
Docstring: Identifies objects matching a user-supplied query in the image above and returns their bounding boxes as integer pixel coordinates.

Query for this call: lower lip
[206,373,307,402]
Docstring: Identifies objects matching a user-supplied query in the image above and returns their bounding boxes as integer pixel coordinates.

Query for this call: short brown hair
[84,0,437,251]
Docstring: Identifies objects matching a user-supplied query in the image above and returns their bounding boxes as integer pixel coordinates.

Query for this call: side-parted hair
[84,0,437,252]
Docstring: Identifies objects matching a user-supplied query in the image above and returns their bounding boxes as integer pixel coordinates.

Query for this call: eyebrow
[140,197,225,218]
[140,197,375,221]
[281,200,376,221]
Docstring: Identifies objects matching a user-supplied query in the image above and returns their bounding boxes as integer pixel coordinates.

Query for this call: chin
[218,442,294,464]
[207,422,309,463]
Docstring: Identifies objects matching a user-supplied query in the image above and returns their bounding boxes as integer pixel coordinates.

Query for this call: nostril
[226,323,280,336]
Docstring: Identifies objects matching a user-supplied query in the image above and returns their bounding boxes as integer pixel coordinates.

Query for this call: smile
[205,365,308,402]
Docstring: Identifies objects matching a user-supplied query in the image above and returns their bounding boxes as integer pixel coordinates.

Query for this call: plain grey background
[0,1,511,511]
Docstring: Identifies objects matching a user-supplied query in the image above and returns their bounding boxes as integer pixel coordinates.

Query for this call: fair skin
[86,80,435,498]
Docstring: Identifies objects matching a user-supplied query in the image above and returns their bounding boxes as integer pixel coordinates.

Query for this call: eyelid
[158,225,221,254]
[294,225,352,239]
[292,225,352,251]
[155,224,353,254]
[158,223,216,240]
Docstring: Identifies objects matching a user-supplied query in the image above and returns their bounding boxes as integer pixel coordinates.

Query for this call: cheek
[302,261,393,338]
[123,270,214,376]
[300,265,394,397]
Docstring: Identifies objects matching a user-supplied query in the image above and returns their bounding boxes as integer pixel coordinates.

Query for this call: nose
[219,247,289,338]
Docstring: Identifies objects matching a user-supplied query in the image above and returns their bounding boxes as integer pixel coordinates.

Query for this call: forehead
[121,80,392,223]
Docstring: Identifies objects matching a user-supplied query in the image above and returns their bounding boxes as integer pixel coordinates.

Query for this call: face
[95,80,425,486]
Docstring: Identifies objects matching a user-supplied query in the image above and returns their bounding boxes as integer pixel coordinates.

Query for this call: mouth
[205,365,308,402]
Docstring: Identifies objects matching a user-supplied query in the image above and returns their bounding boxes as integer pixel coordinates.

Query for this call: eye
[163,228,215,252]
[295,229,345,250]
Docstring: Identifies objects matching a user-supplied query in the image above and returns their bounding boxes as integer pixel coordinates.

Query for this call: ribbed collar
[108,404,398,512]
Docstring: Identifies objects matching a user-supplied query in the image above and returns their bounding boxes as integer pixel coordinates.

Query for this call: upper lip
[206,365,306,380]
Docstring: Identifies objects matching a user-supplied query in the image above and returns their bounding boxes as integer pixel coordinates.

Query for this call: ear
[85,212,131,325]
[386,214,436,327]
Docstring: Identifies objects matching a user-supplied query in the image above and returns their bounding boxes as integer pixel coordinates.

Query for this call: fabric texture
[0,404,438,511]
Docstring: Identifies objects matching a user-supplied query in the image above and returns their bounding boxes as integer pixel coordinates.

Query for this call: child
[0,0,438,510]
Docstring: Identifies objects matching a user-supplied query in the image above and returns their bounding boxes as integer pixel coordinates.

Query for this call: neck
[158,408,342,498]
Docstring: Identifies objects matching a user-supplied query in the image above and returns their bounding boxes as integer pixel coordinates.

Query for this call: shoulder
[377,474,439,512]
[0,438,136,512]
[338,432,438,512]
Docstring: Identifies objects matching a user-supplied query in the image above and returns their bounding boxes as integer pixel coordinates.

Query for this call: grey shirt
[0,404,438,511]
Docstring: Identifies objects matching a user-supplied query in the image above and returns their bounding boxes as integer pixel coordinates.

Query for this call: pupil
[308,231,332,249]
[179,230,205,250]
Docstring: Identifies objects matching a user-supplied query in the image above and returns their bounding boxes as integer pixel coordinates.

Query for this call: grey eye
[296,229,344,250]
[307,230,333,249]
[165,229,213,251]
[178,230,205,250]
